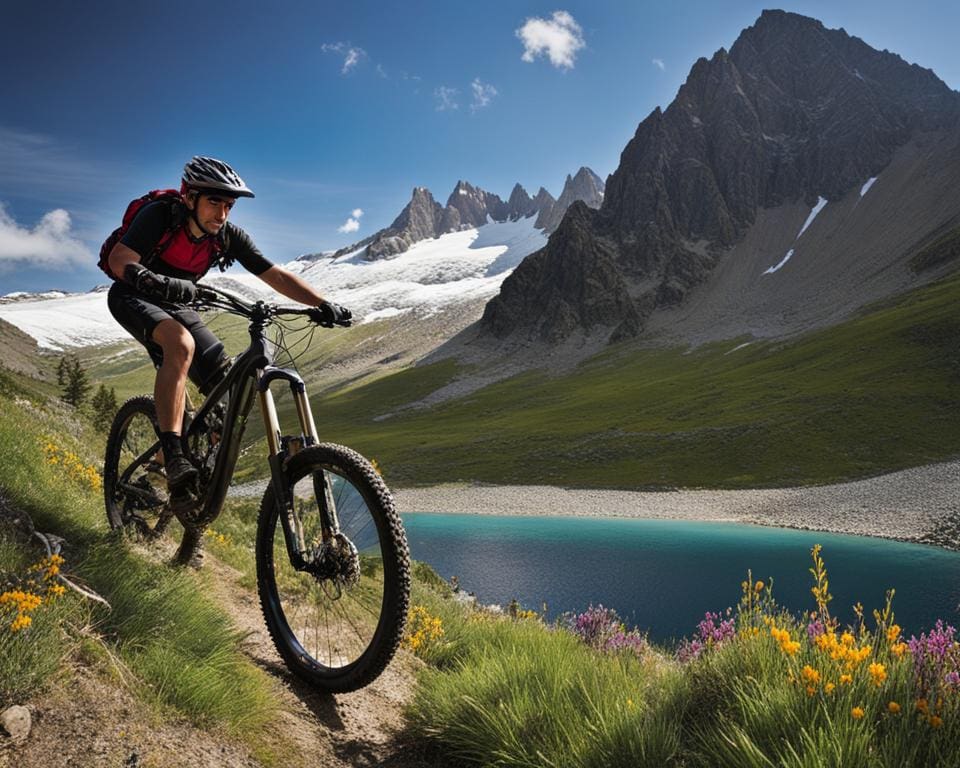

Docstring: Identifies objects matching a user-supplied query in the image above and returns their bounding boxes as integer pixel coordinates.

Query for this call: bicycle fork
[258,367,340,572]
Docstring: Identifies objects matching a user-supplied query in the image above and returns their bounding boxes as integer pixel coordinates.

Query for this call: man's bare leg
[150,319,198,489]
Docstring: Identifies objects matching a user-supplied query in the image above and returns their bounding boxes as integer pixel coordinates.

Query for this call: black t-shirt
[120,200,273,280]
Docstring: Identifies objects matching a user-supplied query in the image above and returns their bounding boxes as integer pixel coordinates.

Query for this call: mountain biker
[106,156,351,495]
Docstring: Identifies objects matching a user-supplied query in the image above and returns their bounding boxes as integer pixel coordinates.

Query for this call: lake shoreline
[392,459,960,553]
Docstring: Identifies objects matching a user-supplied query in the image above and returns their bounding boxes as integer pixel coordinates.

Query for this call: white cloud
[321,42,368,74]
[434,86,460,111]
[652,58,666,71]
[516,10,585,70]
[470,79,498,112]
[0,203,92,271]
[338,208,364,233]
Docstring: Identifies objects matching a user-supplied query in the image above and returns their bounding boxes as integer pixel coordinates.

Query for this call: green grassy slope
[301,271,960,489]
[61,270,960,491]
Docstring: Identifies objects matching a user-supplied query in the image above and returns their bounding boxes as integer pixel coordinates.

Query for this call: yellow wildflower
[887,624,901,643]
[840,674,853,685]
[888,701,900,714]
[869,662,887,687]
[916,699,929,715]
[10,614,32,632]
[851,707,865,720]
[841,632,855,647]
[801,665,821,685]
[825,682,836,694]
[891,642,908,658]
[930,715,943,729]
[755,580,764,592]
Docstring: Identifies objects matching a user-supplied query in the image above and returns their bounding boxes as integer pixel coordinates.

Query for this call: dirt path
[1,506,431,768]
[201,554,428,768]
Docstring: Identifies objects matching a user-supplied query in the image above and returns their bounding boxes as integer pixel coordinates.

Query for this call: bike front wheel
[255,443,410,693]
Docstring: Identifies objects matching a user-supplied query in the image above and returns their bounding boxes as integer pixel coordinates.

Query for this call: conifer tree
[62,356,91,408]
[56,356,68,386]
[91,384,118,431]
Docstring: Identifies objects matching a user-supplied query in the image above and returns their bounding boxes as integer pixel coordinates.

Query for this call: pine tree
[56,356,68,386]
[91,384,118,431]
[62,356,91,408]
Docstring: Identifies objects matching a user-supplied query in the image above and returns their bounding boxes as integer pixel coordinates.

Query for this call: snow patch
[0,217,548,349]
[860,177,877,197]
[796,197,827,240]
[0,291,128,350]
[363,307,411,323]
[764,249,794,275]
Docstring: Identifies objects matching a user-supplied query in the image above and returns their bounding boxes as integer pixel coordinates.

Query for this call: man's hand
[309,300,352,327]
[123,263,197,304]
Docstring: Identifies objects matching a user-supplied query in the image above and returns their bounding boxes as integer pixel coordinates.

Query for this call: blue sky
[2,0,958,293]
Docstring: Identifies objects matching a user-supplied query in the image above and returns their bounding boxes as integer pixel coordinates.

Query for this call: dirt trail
[1,515,431,768]
[201,554,427,768]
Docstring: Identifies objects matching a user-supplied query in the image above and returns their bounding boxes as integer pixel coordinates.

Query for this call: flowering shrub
[562,604,647,657]
[404,605,445,658]
[678,610,737,662]
[41,437,101,491]
[1,554,66,632]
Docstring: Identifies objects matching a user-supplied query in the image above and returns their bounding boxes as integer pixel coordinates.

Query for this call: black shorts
[107,282,230,394]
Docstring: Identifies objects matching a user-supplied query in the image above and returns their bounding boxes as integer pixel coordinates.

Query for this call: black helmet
[182,156,255,198]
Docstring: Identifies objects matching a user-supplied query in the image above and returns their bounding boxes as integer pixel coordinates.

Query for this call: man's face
[188,192,236,235]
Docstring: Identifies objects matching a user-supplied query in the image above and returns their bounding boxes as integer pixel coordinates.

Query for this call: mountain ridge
[299,169,603,264]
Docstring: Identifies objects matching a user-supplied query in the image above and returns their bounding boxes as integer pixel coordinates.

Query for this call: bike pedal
[169,489,201,523]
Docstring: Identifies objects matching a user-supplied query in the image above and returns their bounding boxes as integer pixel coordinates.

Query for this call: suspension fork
[257,367,339,570]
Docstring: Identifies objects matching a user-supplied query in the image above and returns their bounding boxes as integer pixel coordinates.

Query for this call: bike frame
[119,289,340,569]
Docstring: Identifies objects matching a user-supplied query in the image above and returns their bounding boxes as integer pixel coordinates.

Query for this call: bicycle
[102,284,410,693]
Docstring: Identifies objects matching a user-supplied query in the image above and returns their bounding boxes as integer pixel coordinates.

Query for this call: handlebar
[193,283,349,327]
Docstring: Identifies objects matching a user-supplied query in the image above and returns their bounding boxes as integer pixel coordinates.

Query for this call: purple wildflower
[677,610,737,663]
[807,618,825,641]
[561,604,646,658]
[907,620,959,699]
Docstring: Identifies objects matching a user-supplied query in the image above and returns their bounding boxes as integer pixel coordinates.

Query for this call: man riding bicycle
[106,156,351,495]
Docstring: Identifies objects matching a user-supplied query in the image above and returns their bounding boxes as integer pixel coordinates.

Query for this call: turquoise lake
[401,513,960,645]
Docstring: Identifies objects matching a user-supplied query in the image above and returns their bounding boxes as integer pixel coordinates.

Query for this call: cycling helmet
[182,156,255,198]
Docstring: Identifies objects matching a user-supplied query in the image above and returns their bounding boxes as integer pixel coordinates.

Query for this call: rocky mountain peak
[537,167,606,233]
[507,183,534,220]
[316,168,613,264]
[481,10,960,346]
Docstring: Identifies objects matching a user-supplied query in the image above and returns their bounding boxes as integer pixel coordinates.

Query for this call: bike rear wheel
[255,443,410,693]
[103,395,173,536]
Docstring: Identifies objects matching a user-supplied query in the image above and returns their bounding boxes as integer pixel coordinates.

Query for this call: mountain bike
[102,284,410,692]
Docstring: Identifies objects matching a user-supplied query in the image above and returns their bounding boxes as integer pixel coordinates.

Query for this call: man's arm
[256,265,328,305]
[108,242,143,276]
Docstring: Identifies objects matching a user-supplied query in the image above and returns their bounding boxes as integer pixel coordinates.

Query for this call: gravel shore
[392,459,960,551]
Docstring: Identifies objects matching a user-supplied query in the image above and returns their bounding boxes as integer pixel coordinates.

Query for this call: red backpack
[98,189,183,279]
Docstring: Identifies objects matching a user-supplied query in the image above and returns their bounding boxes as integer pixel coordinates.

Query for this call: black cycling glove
[309,300,353,327]
[123,263,197,304]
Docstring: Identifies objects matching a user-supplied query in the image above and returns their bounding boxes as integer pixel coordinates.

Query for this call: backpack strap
[142,196,188,269]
